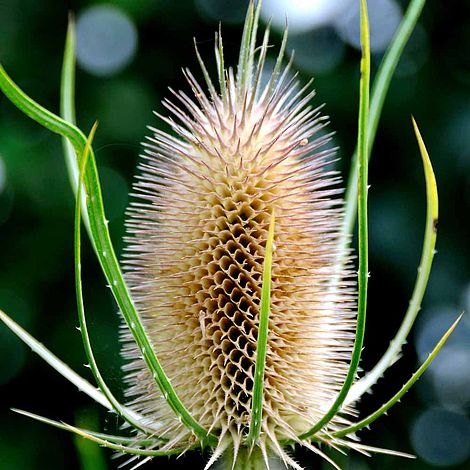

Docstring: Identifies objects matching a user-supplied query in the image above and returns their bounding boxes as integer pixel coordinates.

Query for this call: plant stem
[226,447,266,470]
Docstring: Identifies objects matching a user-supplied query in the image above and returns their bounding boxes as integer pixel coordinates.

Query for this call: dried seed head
[121,5,356,468]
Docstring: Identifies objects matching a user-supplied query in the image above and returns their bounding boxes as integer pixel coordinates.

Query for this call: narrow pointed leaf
[216,26,227,99]
[0,64,85,153]
[247,211,276,447]
[12,409,153,445]
[61,17,92,238]
[194,38,218,101]
[340,440,415,459]
[63,424,196,457]
[15,408,191,457]
[237,1,254,77]
[0,62,216,446]
[300,0,370,439]
[266,27,288,98]
[0,309,111,410]
[341,0,427,245]
[334,314,462,437]
[237,0,255,94]
[346,117,438,404]
[247,0,262,84]
[74,124,158,434]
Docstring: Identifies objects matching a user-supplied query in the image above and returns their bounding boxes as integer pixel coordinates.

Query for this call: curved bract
[0,1,460,469]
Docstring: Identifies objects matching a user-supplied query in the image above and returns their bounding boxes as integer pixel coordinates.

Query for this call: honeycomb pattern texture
[121,13,356,469]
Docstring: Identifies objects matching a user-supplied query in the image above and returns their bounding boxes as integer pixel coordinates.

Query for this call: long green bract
[236,0,255,95]
[64,425,198,457]
[12,409,154,446]
[74,123,160,435]
[247,211,276,447]
[216,26,227,101]
[346,117,439,403]
[341,0,427,244]
[299,0,370,440]
[334,314,462,438]
[60,19,86,223]
[0,308,111,409]
[0,57,216,449]
[14,409,196,457]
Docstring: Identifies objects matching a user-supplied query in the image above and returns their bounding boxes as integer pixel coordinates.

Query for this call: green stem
[299,0,371,441]
[341,0,427,247]
[229,447,266,470]
[0,53,217,447]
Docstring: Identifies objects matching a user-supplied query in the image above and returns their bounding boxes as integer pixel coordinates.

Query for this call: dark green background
[0,0,469,469]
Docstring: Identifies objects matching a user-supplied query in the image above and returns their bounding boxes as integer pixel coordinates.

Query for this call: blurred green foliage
[0,0,469,469]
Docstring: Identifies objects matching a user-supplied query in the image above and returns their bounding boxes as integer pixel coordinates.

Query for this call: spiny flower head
[121,2,356,467]
[0,1,452,469]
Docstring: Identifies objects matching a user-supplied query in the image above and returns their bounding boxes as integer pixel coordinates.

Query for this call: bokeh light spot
[262,0,352,33]
[76,5,138,76]
[416,308,470,410]
[395,24,430,77]
[463,282,470,315]
[432,346,470,409]
[411,408,470,466]
[334,0,402,53]
[415,306,458,361]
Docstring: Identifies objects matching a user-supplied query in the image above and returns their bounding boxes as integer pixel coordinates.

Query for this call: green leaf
[236,0,261,96]
[0,309,111,410]
[334,314,462,438]
[335,439,415,459]
[266,27,288,98]
[64,425,196,457]
[341,0,427,245]
[215,25,227,100]
[0,29,217,447]
[12,409,191,457]
[299,0,371,440]
[12,409,154,446]
[60,17,92,238]
[346,117,439,404]
[246,210,276,447]
[194,38,218,102]
[250,24,271,107]
[237,0,255,94]
[74,123,159,435]
[0,64,85,153]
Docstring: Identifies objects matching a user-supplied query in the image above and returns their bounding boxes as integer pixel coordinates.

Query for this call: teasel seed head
[121,3,356,467]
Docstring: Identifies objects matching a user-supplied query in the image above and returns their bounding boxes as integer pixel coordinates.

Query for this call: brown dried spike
[121,17,356,469]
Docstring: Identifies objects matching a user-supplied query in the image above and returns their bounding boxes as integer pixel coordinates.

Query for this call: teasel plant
[0,0,462,468]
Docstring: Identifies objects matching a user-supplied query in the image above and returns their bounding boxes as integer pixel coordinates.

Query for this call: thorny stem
[227,447,267,470]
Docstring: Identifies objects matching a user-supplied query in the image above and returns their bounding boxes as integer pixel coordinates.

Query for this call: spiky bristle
[121,3,356,467]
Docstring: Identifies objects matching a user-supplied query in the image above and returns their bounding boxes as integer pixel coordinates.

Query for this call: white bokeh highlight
[76,5,138,76]
[334,0,402,53]
[411,408,470,467]
[261,0,353,33]
[416,307,470,411]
